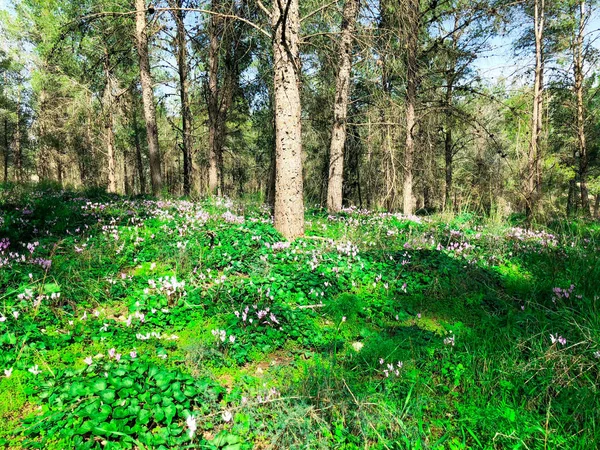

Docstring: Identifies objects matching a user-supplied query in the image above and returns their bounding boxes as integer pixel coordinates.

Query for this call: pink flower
[130,351,137,358]
[84,356,93,365]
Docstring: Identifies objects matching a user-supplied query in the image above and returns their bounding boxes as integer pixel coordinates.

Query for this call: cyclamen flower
[4,368,13,378]
[0,315,6,322]
[222,410,233,422]
[28,365,41,375]
[108,348,116,358]
[186,415,197,438]
[84,356,93,365]
[130,351,137,359]
[12,311,19,319]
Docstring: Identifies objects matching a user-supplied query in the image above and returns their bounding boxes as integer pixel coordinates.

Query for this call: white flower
[84,356,93,365]
[28,365,41,375]
[229,335,236,344]
[4,368,13,378]
[0,315,6,322]
[351,342,364,352]
[186,415,197,438]
[222,410,233,422]
[12,311,19,319]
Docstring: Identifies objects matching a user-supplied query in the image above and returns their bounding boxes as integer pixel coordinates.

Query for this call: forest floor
[1,185,599,449]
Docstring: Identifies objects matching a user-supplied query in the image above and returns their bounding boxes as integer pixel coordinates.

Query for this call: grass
[0,184,599,449]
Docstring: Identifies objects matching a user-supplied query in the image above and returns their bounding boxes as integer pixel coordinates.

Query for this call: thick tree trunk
[103,52,117,194]
[135,0,162,196]
[403,0,419,215]
[171,0,193,196]
[526,0,544,221]
[208,0,221,195]
[574,0,590,215]
[272,0,304,239]
[326,0,359,213]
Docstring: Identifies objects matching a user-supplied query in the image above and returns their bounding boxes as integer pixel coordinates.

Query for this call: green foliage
[1,187,600,448]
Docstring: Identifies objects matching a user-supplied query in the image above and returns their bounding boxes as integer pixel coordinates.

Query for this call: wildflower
[115,353,121,362]
[222,410,233,422]
[28,365,42,375]
[558,336,566,346]
[108,348,116,358]
[351,342,364,352]
[379,358,384,365]
[4,368,13,378]
[130,351,137,359]
[12,311,19,319]
[186,415,197,438]
[417,313,421,319]
[100,323,109,332]
[341,316,347,323]
[443,335,455,346]
[229,335,236,343]
[241,396,248,405]
[0,315,6,322]
[84,356,93,365]
[594,351,600,359]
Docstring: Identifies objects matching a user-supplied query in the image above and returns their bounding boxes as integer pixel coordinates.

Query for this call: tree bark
[526,0,545,221]
[171,0,193,196]
[208,0,221,195]
[272,0,304,239]
[326,0,359,213]
[14,88,22,182]
[135,0,162,196]
[574,0,590,215]
[103,51,117,194]
[403,0,419,215]
[3,116,8,184]
[444,74,454,211]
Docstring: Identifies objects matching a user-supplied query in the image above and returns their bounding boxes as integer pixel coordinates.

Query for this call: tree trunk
[272,0,304,240]
[526,0,545,221]
[135,0,162,196]
[171,0,193,196]
[103,51,117,194]
[326,0,359,213]
[14,88,22,182]
[131,101,146,195]
[594,193,599,218]
[444,74,455,211]
[207,0,221,195]
[403,0,419,215]
[574,0,590,215]
[3,116,8,184]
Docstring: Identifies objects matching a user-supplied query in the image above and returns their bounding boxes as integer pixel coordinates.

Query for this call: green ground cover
[1,185,599,449]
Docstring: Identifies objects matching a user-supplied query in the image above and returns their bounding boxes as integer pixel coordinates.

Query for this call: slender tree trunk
[574,0,590,215]
[403,0,419,215]
[526,0,545,221]
[131,102,146,195]
[444,73,455,211]
[135,0,162,196]
[326,0,359,213]
[14,88,22,182]
[170,0,193,196]
[208,0,221,195]
[103,51,117,194]
[3,116,8,184]
[272,0,304,239]
[594,193,599,218]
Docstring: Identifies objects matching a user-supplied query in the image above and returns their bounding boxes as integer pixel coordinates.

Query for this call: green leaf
[99,389,116,404]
